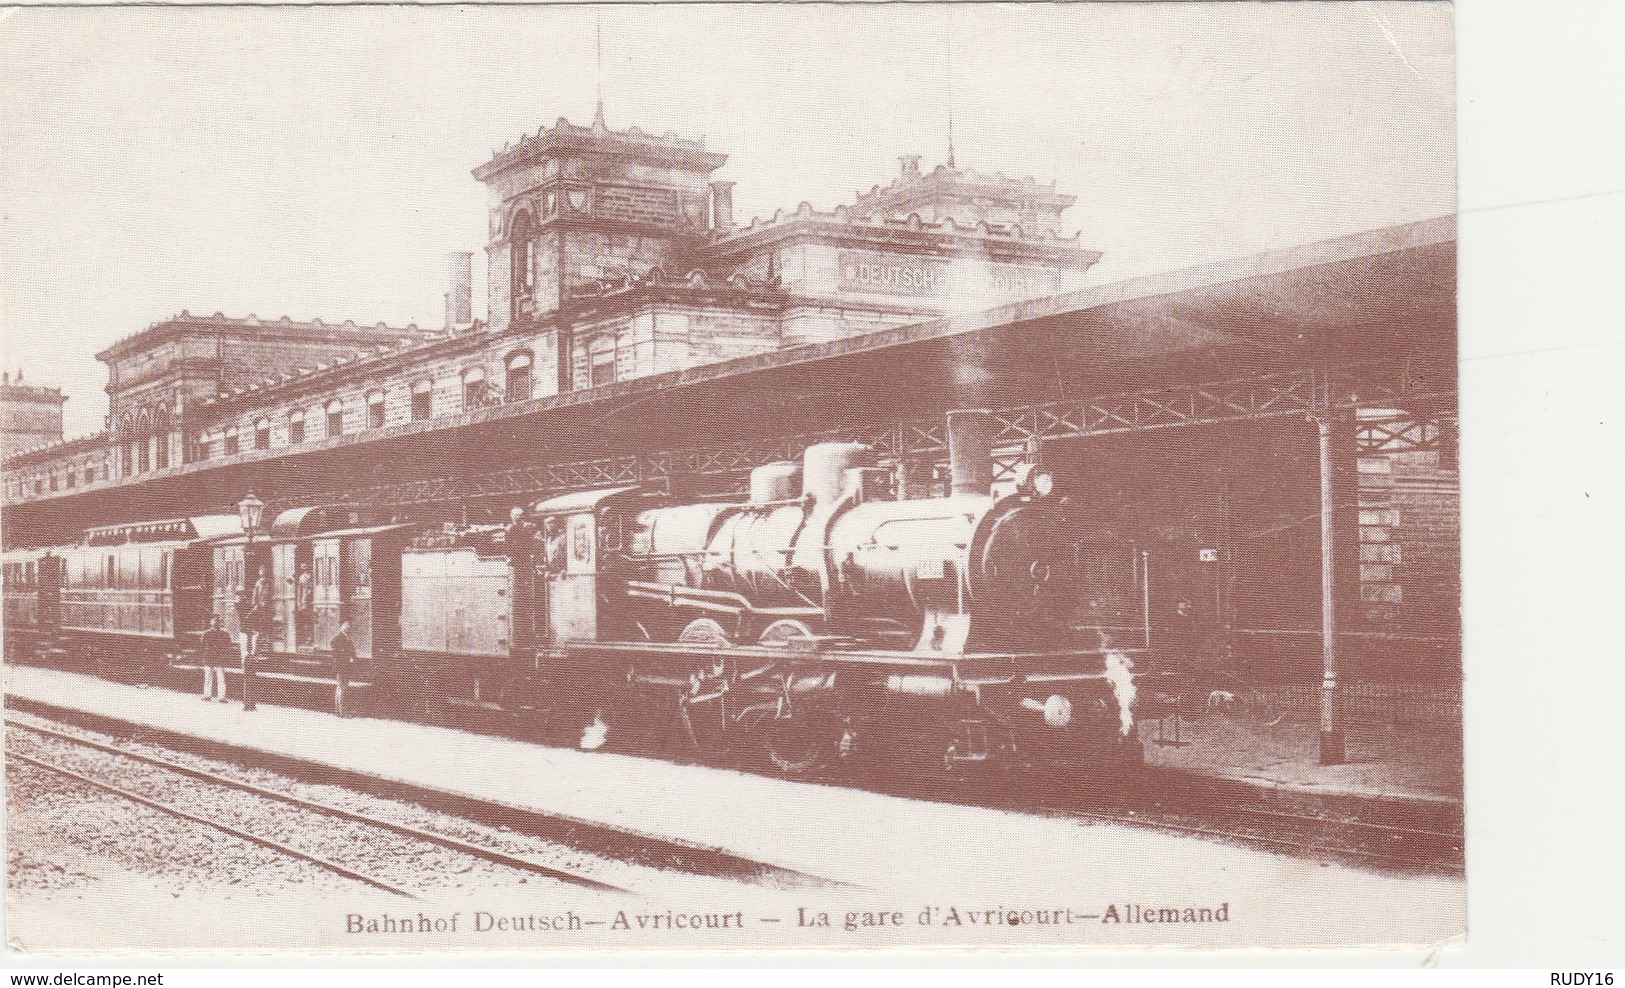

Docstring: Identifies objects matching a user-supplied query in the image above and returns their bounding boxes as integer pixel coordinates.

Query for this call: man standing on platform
[245,565,271,657]
[330,621,356,718]
[199,614,234,702]
[294,562,313,646]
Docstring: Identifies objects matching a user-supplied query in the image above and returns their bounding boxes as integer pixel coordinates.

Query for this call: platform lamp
[237,493,264,712]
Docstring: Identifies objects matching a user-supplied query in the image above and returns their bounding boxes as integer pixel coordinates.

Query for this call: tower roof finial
[594,8,606,130]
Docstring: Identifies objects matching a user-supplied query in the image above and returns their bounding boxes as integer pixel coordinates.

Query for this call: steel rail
[6,746,418,898]
[7,718,629,894]
[1047,802,1461,870]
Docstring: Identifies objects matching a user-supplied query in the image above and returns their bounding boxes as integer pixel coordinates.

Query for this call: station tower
[473,104,730,337]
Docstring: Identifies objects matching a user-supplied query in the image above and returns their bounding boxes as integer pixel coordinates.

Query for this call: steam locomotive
[2,410,1145,776]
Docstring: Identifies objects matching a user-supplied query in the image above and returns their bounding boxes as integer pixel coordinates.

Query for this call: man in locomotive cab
[543,515,567,573]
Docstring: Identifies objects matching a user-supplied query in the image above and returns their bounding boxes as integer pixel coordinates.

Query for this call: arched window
[154,406,171,469]
[289,409,306,444]
[505,351,533,404]
[223,427,240,456]
[462,367,488,410]
[367,391,386,429]
[411,380,432,421]
[254,417,271,451]
[119,415,134,474]
[510,211,536,312]
[326,399,344,438]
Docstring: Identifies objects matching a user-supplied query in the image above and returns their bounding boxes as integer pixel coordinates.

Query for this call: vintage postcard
[1,2,1460,955]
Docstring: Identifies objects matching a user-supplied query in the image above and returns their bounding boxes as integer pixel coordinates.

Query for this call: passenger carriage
[201,506,412,691]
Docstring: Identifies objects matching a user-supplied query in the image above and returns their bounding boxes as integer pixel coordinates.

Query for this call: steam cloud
[1103,649,1138,737]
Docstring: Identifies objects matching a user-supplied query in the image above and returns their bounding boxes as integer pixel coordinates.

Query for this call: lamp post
[238,492,264,712]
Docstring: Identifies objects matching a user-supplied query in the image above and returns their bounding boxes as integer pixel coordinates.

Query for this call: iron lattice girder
[1353,414,1459,455]
[349,365,1455,508]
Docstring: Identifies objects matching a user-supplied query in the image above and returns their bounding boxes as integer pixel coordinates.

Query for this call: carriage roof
[531,486,641,516]
[83,514,242,547]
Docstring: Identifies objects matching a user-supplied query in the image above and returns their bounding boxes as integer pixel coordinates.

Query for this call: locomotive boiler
[611,410,1079,654]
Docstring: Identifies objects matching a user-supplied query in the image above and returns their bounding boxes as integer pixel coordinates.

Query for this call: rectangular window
[66,471,76,489]
[368,401,385,429]
[155,434,169,469]
[328,410,343,437]
[591,355,616,387]
[255,426,270,451]
[411,390,431,421]
[224,434,240,456]
[290,419,305,444]
[49,474,59,491]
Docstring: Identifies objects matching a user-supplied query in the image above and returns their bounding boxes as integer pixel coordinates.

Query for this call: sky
[0,2,1454,439]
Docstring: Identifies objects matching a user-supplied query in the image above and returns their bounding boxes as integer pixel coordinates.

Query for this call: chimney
[899,154,922,178]
[710,181,735,232]
[946,409,996,498]
[444,252,473,331]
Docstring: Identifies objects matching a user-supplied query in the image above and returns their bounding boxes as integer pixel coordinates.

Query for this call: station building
[4,109,1098,503]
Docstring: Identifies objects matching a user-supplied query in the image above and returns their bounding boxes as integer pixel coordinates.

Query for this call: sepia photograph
[0,1,1472,957]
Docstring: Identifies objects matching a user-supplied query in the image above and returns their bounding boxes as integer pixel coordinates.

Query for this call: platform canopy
[4,216,1455,543]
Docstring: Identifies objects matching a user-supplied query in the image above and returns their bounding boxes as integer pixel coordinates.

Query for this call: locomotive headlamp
[1014,464,1056,498]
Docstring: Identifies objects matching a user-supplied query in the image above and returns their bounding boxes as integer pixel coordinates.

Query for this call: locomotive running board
[543,640,1142,682]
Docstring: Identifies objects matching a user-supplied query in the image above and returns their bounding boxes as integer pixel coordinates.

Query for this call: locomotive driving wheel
[759,702,838,776]
[676,617,734,756]
[754,621,835,775]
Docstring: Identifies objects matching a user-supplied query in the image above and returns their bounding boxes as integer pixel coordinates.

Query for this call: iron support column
[1315,412,1344,764]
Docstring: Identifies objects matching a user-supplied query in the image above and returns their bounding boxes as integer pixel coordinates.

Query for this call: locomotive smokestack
[444,251,474,332]
[946,409,996,498]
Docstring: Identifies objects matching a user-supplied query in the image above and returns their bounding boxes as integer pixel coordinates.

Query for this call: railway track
[1045,798,1464,872]
[6,694,848,891]
[6,716,632,898]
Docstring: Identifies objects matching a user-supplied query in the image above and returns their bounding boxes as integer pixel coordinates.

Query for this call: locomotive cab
[533,486,649,646]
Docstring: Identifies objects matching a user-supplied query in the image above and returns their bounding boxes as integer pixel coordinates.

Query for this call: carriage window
[106,555,117,589]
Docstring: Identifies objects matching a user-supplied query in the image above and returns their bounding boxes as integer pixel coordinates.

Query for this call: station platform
[3,664,1467,950]
[1137,685,1463,820]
